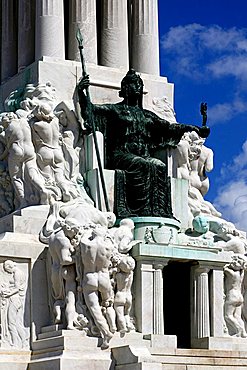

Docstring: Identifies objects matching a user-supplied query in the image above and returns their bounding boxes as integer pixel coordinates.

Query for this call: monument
[1,1,247,369]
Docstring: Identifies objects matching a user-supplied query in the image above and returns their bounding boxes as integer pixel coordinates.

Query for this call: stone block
[0,205,49,235]
[191,336,247,351]
[86,168,115,212]
[143,334,177,351]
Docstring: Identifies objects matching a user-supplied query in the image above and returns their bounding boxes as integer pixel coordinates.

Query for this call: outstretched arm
[145,109,210,148]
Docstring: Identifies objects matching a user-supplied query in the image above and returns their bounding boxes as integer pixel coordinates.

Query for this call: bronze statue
[78,69,210,218]
[200,102,207,126]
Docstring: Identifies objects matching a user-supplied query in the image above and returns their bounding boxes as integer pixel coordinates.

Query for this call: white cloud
[208,98,247,125]
[161,24,247,124]
[213,180,247,230]
[161,23,247,81]
[213,139,247,231]
[207,55,247,80]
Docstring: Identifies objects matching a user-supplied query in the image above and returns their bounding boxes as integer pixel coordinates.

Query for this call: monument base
[29,327,177,370]
[191,336,247,351]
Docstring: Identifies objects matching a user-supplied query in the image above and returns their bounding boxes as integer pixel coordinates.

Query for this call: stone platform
[113,345,247,370]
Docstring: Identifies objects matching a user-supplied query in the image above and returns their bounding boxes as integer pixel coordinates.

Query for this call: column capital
[154,261,167,270]
[193,264,210,275]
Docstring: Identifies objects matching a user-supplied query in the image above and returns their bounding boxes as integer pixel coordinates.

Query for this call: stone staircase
[29,327,247,369]
[113,345,247,370]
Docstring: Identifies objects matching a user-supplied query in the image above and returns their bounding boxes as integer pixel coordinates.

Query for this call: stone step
[112,345,247,369]
[33,334,99,352]
[0,205,49,235]
[29,357,112,370]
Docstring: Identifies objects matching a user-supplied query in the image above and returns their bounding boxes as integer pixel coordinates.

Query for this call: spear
[76,29,110,212]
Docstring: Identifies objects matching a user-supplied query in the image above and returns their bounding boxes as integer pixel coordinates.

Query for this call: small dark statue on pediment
[78,69,209,218]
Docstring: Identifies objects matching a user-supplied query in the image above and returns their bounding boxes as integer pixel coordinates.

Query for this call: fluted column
[131,0,160,75]
[153,263,165,335]
[18,0,35,71]
[100,0,129,69]
[35,0,65,60]
[191,265,210,339]
[68,0,97,64]
[1,0,18,81]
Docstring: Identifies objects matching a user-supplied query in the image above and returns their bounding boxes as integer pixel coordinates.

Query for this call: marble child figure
[112,254,136,334]
[78,69,210,218]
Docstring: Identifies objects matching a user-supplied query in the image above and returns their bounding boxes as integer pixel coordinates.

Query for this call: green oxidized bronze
[78,69,210,218]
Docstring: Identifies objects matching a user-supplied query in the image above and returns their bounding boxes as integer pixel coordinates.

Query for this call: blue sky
[158,0,247,230]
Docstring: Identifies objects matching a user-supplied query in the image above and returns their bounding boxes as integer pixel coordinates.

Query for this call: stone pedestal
[0,58,174,114]
[191,336,247,351]
[132,217,180,244]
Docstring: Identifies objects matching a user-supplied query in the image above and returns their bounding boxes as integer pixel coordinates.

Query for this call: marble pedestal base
[192,336,247,351]
[30,326,177,370]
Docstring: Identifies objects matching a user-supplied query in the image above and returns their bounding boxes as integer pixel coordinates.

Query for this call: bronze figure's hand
[199,125,210,138]
[77,75,90,92]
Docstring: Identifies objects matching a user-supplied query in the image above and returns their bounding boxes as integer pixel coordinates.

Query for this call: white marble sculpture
[173,131,221,225]
[41,198,136,349]
[192,215,246,251]
[0,112,49,208]
[0,260,29,349]
[112,254,136,334]
[224,255,247,338]
[0,82,91,215]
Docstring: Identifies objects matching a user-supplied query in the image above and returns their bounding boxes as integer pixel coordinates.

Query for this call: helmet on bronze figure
[119,69,144,107]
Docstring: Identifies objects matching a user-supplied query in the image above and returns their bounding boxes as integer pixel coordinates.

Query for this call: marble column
[68,0,97,64]
[18,0,35,71]
[131,0,160,75]
[100,0,129,69]
[191,265,210,339]
[35,0,65,60]
[1,0,18,81]
[153,263,165,335]
[210,268,224,337]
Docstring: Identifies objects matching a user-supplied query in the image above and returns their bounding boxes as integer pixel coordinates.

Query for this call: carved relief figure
[0,260,29,348]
